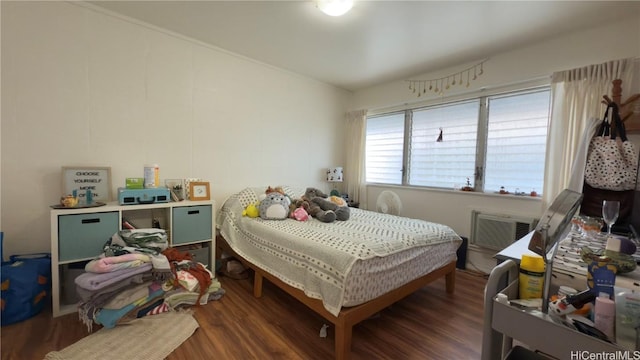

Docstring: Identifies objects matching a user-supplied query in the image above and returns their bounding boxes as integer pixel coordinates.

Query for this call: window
[365,88,550,194]
[484,90,550,193]
[365,112,404,184]
[409,100,479,188]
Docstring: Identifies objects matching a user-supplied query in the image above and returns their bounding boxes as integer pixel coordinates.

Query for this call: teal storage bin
[58,212,119,261]
[172,205,212,245]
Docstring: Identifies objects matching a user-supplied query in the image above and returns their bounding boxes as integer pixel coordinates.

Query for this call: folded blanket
[137,299,167,317]
[150,254,172,281]
[76,273,147,302]
[85,254,151,273]
[117,229,168,252]
[77,275,148,332]
[75,263,152,291]
[102,282,152,310]
[95,287,165,329]
[164,279,223,309]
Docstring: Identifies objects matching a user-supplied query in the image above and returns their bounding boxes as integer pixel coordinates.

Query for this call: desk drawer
[172,205,212,245]
[58,212,119,261]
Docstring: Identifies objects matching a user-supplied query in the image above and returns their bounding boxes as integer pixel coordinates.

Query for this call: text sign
[62,167,111,202]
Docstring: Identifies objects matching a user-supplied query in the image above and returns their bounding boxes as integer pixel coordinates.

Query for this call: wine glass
[602,200,620,235]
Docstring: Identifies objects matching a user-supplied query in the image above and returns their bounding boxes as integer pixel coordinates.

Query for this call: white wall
[352,15,640,112]
[0,2,351,257]
[353,15,640,240]
[2,2,639,259]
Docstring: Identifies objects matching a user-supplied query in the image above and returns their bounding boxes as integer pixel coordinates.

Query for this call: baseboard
[467,243,498,254]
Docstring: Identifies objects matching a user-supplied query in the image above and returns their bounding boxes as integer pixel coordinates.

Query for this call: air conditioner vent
[470,210,538,251]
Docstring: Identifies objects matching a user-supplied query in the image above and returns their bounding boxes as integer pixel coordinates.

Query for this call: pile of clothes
[75,228,224,332]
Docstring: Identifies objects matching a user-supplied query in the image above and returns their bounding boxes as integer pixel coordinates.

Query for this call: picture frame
[164,179,185,201]
[62,166,112,203]
[183,178,202,200]
[188,181,210,201]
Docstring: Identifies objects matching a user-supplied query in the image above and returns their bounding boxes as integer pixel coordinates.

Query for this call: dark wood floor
[1,269,487,360]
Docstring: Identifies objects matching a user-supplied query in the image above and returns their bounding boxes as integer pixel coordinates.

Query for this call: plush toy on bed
[242,202,260,218]
[288,198,310,221]
[302,187,350,223]
[290,206,309,221]
[259,188,291,220]
[266,186,284,196]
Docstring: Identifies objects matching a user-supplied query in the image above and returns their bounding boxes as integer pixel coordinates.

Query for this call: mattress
[342,239,458,306]
[217,186,462,316]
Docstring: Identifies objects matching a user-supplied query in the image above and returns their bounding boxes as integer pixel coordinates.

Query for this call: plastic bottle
[144,164,160,188]
[519,254,545,299]
[594,292,616,341]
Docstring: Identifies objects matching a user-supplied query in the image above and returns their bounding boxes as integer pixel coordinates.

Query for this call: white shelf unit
[50,199,216,317]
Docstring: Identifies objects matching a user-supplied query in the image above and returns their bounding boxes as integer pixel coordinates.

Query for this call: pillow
[280,185,305,199]
[236,187,261,209]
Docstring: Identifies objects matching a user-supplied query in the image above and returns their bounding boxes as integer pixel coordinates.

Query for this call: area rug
[44,310,199,360]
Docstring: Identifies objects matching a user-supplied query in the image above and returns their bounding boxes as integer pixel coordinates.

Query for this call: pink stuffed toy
[291,206,309,221]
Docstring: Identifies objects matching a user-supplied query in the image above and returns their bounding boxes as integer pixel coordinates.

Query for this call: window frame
[365,85,551,194]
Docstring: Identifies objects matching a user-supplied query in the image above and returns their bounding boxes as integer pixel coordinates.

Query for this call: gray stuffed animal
[259,191,291,220]
[302,187,350,223]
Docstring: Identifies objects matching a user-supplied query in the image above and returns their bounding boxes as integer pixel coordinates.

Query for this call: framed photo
[188,181,210,201]
[62,166,112,203]
[183,178,202,200]
[164,179,185,201]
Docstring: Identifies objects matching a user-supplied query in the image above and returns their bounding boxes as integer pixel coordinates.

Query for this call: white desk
[495,231,537,264]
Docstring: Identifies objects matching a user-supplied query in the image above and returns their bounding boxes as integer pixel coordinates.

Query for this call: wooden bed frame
[216,235,456,360]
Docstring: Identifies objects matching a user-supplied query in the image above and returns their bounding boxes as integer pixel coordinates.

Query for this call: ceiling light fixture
[316,0,354,17]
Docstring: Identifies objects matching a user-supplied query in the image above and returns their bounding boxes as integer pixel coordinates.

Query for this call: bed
[216,186,463,359]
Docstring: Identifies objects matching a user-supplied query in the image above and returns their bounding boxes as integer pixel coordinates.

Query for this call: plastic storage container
[144,164,160,188]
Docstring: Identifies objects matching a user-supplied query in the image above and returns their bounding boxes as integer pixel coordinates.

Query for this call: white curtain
[542,58,635,209]
[344,109,367,207]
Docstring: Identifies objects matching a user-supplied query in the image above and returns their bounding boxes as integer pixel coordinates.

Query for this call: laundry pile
[75,229,224,332]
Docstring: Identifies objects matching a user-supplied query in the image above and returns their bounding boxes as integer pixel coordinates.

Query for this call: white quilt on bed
[217,186,462,316]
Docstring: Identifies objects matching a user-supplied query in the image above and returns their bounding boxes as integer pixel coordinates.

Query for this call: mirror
[528,189,584,258]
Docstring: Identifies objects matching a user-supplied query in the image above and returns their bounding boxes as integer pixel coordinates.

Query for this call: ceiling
[88,1,640,92]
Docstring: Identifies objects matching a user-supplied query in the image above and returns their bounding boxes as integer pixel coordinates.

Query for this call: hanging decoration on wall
[405,58,489,97]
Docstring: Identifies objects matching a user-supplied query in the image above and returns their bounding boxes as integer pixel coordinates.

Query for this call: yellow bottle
[519,254,545,299]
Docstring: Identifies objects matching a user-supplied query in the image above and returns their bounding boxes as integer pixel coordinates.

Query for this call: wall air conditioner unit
[470,210,539,251]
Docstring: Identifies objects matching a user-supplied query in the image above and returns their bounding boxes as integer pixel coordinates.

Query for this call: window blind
[484,89,550,193]
[365,113,404,184]
[409,100,479,188]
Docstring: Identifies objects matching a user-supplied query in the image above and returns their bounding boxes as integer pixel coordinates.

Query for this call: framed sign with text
[62,166,112,202]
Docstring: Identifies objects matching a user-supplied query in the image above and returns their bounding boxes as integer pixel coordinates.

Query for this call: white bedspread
[217,186,462,316]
